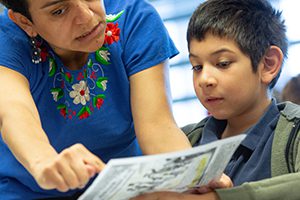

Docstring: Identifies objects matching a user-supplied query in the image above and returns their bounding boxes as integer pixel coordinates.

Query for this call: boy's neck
[221,98,272,139]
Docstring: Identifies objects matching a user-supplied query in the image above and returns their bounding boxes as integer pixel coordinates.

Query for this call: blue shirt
[199,100,280,186]
[0,0,178,199]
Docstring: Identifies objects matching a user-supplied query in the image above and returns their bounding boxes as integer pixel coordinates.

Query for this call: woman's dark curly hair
[0,0,31,20]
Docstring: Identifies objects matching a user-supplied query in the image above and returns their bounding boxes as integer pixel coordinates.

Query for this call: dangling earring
[30,37,42,64]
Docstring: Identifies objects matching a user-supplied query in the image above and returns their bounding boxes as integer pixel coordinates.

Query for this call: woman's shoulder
[104,0,152,14]
[0,10,29,47]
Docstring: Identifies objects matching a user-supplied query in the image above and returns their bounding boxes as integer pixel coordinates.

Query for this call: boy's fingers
[209,174,233,189]
[195,186,212,194]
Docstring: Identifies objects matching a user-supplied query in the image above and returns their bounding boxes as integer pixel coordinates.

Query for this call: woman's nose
[74,2,94,25]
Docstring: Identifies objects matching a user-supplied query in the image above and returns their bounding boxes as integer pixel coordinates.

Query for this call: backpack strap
[271,101,300,177]
[181,117,209,146]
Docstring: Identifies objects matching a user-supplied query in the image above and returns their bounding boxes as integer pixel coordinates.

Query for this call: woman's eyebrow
[40,0,68,9]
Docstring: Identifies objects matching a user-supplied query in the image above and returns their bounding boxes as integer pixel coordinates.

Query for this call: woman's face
[28,0,106,53]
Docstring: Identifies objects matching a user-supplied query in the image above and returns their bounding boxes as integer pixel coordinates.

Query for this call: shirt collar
[241,99,279,151]
[200,99,280,151]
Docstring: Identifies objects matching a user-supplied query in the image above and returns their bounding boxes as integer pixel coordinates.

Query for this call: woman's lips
[76,22,104,41]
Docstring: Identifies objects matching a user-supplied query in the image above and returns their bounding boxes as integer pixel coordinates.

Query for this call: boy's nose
[196,68,217,89]
[74,2,94,25]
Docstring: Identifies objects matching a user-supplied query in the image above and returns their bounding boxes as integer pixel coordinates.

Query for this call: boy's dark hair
[0,0,31,20]
[187,0,288,89]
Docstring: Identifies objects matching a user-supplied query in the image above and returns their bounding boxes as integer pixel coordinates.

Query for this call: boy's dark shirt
[198,100,280,186]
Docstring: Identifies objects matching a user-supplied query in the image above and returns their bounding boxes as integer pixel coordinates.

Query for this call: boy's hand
[130,191,220,200]
[30,143,105,192]
[193,174,233,194]
[130,174,231,200]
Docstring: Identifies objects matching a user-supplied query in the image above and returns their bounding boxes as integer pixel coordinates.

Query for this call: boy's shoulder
[278,101,300,120]
[272,101,300,176]
[182,101,300,147]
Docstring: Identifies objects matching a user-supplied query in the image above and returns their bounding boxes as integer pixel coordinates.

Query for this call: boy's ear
[8,9,37,37]
[260,46,283,85]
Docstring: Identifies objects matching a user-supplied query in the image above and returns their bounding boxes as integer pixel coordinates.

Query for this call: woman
[0,0,191,199]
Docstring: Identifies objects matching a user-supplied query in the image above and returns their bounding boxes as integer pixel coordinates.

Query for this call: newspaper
[78,134,246,200]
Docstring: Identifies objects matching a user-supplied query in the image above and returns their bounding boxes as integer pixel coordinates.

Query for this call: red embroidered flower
[90,71,97,79]
[79,111,90,119]
[104,23,120,45]
[96,98,104,109]
[60,107,67,118]
[77,72,84,81]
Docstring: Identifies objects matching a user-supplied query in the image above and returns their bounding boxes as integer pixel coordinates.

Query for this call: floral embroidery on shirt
[69,80,91,105]
[104,23,121,45]
[48,10,124,120]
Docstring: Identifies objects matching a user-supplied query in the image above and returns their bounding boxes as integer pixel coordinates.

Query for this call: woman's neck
[51,46,89,71]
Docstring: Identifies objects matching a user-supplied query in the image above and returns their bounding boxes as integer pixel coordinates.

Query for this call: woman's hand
[31,143,105,192]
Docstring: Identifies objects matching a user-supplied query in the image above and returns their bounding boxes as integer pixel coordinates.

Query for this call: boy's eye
[216,61,231,68]
[191,65,203,71]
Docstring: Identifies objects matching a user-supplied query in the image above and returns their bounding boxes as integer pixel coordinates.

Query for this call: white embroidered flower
[101,80,108,91]
[52,91,59,102]
[69,80,90,105]
[99,50,111,62]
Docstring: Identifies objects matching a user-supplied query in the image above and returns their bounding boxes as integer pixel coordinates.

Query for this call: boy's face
[189,34,268,120]
[28,0,106,53]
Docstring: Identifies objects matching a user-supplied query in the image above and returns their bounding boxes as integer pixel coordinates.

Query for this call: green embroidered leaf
[100,46,109,51]
[95,49,111,65]
[87,59,93,68]
[49,58,57,77]
[64,72,73,84]
[96,94,106,99]
[77,107,85,117]
[77,106,92,117]
[106,10,125,23]
[84,69,87,79]
[87,106,92,114]
[96,77,108,90]
[51,88,61,93]
[57,104,66,110]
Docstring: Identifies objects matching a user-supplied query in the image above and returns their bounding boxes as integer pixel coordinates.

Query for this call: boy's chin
[208,112,227,120]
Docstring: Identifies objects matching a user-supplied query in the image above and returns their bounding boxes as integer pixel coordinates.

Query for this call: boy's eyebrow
[40,0,68,9]
[211,48,235,56]
[189,48,235,58]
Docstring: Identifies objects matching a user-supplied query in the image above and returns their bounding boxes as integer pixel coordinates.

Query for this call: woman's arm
[0,66,104,192]
[129,60,191,154]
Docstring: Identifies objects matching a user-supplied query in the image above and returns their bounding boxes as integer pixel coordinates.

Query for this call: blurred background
[148,0,300,126]
[1,1,299,126]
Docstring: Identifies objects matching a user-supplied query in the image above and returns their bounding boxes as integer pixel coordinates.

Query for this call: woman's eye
[52,8,66,16]
[216,61,231,68]
[191,65,203,71]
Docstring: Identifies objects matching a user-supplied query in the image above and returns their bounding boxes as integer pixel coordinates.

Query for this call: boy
[132,0,300,199]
